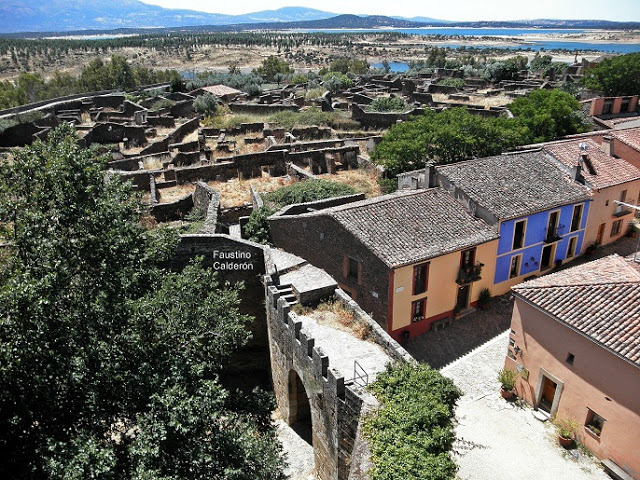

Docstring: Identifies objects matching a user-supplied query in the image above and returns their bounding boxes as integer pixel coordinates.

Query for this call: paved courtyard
[442,331,610,480]
[403,237,638,479]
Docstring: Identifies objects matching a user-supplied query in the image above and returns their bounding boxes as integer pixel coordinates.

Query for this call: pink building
[506,255,640,479]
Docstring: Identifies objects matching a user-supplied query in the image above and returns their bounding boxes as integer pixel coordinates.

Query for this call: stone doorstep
[601,459,635,480]
[533,409,550,422]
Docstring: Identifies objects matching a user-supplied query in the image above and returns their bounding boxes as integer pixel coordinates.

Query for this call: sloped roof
[326,188,499,268]
[544,139,640,190]
[192,85,242,97]
[612,127,640,153]
[513,255,640,367]
[436,151,591,221]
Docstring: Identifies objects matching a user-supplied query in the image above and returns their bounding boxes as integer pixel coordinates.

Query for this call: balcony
[613,207,632,218]
[456,262,483,285]
[544,227,562,244]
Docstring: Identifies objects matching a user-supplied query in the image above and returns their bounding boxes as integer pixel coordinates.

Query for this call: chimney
[425,161,437,188]
[602,135,614,157]
[572,155,585,184]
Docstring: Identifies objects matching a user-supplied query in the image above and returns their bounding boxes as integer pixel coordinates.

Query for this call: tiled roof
[544,139,640,190]
[513,255,640,367]
[192,85,242,97]
[436,151,591,221]
[327,188,499,268]
[612,127,640,152]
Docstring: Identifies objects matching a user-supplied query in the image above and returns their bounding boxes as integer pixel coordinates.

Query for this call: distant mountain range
[0,1,638,35]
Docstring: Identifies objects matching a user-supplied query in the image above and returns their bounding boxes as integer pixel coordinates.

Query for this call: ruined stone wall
[192,182,221,234]
[0,122,43,147]
[229,102,299,114]
[150,193,194,222]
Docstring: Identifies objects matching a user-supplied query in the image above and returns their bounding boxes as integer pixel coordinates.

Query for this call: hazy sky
[138,0,640,21]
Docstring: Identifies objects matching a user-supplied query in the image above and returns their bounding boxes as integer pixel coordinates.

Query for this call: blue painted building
[435,150,592,294]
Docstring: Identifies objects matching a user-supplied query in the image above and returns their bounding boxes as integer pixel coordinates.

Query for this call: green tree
[256,55,292,82]
[193,92,219,116]
[582,52,640,96]
[0,124,285,479]
[371,108,528,176]
[509,89,588,143]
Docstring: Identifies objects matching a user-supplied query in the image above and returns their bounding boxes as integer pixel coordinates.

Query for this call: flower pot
[558,435,574,448]
[500,388,515,400]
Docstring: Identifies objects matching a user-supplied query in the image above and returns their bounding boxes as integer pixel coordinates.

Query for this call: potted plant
[477,288,492,310]
[497,368,518,400]
[555,417,580,448]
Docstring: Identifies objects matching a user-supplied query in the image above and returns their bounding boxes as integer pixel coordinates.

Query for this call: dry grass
[207,174,295,208]
[295,300,371,341]
[156,184,196,203]
[432,92,513,109]
[320,169,382,198]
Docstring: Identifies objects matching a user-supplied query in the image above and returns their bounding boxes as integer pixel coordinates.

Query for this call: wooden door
[456,285,470,311]
[539,376,557,413]
[596,223,605,244]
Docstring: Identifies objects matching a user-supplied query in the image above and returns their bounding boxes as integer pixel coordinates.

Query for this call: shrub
[243,206,276,245]
[437,77,466,89]
[322,72,353,93]
[367,96,408,112]
[193,92,219,116]
[497,368,518,391]
[364,363,461,480]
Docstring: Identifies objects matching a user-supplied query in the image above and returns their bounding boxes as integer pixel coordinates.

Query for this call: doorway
[540,244,554,270]
[539,376,557,413]
[456,284,470,311]
[288,370,313,445]
[596,223,605,244]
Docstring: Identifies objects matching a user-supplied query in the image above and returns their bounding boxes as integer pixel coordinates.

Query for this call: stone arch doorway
[288,369,313,445]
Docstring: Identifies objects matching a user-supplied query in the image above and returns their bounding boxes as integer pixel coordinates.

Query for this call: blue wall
[494,201,590,284]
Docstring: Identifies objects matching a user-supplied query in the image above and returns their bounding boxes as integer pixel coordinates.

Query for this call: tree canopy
[0,124,285,479]
[371,108,528,176]
[255,55,293,82]
[582,52,640,96]
[509,89,588,143]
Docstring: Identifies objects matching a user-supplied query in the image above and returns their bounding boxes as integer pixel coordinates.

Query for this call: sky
[138,0,640,21]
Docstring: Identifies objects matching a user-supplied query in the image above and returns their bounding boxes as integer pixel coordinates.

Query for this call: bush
[364,363,461,480]
[245,180,357,245]
[367,96,408,112]
[322,72,353,93]
[193,92,219,116]
[497,368,518,391]
[149,97,175,112]
[437,77,466,89]
[582,52,640,96]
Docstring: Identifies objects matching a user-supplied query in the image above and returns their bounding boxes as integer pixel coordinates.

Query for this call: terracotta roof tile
[327,188,499,268]
[544,139,640,190]
[513,255,640,367]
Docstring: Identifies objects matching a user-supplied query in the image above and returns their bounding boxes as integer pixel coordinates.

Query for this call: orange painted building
[269,188,499,341]
[505,255,640,479]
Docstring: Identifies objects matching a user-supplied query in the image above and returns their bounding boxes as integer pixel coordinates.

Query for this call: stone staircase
[274,283,299,307]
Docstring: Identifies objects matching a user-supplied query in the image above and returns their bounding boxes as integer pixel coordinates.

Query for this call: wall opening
[288,370,313,445]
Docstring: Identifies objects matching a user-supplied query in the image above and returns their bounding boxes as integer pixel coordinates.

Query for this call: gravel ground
[275,418,315,480]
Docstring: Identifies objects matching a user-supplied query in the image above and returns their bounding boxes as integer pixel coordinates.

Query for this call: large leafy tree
[0,124,285,479]
[371,108,528,176]
[583,52,640,96]
[509,89,588,143]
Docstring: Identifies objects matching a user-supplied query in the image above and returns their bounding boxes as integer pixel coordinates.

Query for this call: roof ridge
[515,280,640,290]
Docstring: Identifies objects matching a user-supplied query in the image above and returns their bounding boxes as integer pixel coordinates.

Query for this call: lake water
[290,27,640,54]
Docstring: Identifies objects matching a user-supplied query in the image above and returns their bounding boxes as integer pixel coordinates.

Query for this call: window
[571,204,583,232]
[346,256,360,283]
[621,97,631,112]
[566,353,575,365]
[460,248,476,269]
[585,409,605,437]
[603,99,613,114]
[413,263,429,295]
[566,236,577,259]
[611,219,622,237]
[411,299,426,323]
[545,210,560,242]
[509,255,521,279]
[512,220,526,250]
[615,190,627,215]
